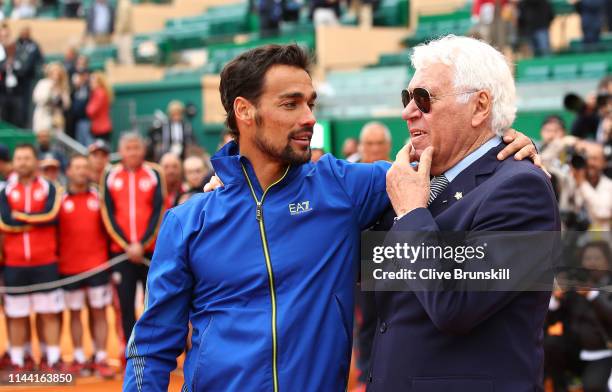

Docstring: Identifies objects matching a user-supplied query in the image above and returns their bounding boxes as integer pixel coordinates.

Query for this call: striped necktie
[428,175,449,206]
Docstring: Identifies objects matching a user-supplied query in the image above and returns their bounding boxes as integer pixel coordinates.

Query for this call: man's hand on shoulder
[498,128,550,177]
[386,145,432,218]
[203,175,223,192]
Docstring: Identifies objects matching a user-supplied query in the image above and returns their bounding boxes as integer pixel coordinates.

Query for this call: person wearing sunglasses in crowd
[123,42,539,392]
[368,35,560,392]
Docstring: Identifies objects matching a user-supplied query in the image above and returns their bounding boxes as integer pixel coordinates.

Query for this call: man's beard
[253,114,312,165]
[16,167,35,179]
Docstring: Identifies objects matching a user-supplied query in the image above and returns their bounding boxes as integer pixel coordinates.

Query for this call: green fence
[0,124,36,155]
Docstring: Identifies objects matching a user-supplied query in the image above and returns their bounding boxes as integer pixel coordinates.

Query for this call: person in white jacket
[32,62,71,134]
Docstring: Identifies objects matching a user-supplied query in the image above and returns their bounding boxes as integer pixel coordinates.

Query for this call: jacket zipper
[241,164,290,392]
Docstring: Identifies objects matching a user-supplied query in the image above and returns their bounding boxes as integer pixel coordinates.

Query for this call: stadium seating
[516,52,612,82]
[567,32,612,53]
[45,45,118,71]
[374,0,410,26]
[403,5,472,47]
[205,31,316,74]
[550,0,575,15]
[7,0,603,159]
[318,66,411,119]
[164,3,250,35]
[132,2,252,64]
[0,124,36,151]
[376,50,413,67]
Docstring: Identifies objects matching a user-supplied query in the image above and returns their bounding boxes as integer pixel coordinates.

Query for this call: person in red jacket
[86,72,113,143]
[99,132,165,348]
[58,154,114,378]
[0,144,64,371]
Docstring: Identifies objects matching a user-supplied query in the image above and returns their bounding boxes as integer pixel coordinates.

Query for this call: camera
[565,145,587,169]
[565,91,611,113]
[559,209,590,231]
[563,93,601,139]
[595,91,611,111]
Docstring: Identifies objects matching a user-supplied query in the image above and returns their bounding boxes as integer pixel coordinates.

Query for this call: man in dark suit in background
[367,35,561,392]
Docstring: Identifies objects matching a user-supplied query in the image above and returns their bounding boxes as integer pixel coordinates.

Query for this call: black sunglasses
[401,87,478,114]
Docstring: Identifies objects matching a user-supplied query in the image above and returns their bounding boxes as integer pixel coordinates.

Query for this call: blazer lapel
[428,142,506,217]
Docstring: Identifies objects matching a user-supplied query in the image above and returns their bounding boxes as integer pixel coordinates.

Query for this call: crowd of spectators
[531,75,612,392]
[0,22,118,149]
[471,0,612,56]
[0,127,214,378]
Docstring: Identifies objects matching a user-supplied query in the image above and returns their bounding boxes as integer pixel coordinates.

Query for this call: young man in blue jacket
[123,44,537,392]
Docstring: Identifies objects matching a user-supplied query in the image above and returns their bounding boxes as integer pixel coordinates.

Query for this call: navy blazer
[367,142,561,392]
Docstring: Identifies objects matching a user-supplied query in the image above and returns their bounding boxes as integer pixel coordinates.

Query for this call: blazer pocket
[412,377,494,392]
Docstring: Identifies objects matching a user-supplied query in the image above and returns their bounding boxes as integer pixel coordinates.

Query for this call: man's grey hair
[411,35,516,136]
[119,131,145,148]
[160,152,181,165]
[360,121,392,143]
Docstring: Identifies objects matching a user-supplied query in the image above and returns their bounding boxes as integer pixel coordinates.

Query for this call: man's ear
[234,97,254,125]
[471,90,492,128]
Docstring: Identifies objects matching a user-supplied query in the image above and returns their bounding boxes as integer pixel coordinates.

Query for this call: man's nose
[301,105,316,127]
[402,98,421,124]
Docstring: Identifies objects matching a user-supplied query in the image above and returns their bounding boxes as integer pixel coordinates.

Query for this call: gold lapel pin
[454,192,463,200]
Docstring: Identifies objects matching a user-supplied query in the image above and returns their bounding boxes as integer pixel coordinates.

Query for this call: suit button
[379,321,387,333]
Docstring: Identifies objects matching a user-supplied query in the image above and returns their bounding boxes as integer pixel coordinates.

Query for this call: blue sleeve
[390,170,559,334]
[324,156,391,230]
[123,210,194,392]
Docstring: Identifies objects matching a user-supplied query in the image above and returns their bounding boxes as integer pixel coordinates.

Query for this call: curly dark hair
[219,44,311,141]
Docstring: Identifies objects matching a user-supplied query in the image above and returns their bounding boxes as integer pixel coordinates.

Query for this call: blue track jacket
[123,141,390,391]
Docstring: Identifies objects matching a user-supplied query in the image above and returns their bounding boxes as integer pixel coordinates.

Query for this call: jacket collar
[211,141,304,194]
[429,141,506,216]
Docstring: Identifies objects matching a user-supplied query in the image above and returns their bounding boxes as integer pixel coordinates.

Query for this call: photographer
[564,241,612,392]
[548,78,612,232]
[565,77,611,140]
[542,136,611,230]
[571,142,612,231]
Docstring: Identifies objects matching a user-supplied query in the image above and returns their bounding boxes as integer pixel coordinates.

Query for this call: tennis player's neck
[240,147,287,190]
[251,160,287,191]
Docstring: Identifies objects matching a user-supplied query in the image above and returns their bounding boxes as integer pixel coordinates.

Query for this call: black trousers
[111,254,150,344]
[0,95,24,128]
[581,356,612,392]
[355,287,377,383]
[544,333,582,392]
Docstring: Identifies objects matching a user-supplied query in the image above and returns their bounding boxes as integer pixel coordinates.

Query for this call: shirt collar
[211,140,303,189]
[444,135,502,183]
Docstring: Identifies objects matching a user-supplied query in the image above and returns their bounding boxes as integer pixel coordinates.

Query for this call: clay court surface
[0,306,186,391]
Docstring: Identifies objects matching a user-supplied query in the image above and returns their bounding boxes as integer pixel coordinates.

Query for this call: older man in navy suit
[367,36,560,392]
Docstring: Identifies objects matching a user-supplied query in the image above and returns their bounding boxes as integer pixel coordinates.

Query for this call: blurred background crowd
[0,0,610,390]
